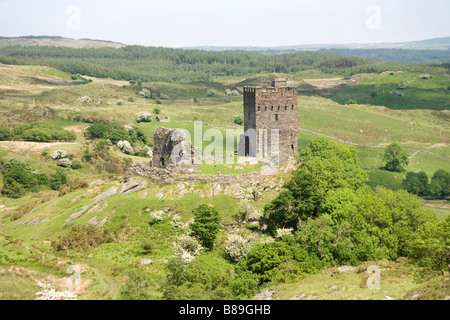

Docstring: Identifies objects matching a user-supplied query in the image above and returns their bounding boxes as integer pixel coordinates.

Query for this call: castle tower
[239,79,298,167]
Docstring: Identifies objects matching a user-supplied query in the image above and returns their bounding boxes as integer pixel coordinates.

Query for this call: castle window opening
[275,114,279,121]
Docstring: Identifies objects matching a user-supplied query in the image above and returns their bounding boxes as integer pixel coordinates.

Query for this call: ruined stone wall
[126,161,262,186]
[152,127,197,169]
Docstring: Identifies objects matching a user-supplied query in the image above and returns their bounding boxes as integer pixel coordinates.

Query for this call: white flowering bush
[150,209,166,224]
[173,234,202,263]
[224,233,256,262]
[137,111,152,123]
[139,89,151,99]
[275,227,293,238]
[170,216,193,230]
[50,150,68,160]
[117,140,134,155]
[35,283,77,300]
[123,123,135,131]
[57,158,72,168]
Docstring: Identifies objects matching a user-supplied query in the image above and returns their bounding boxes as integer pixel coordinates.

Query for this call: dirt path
[0,141,78,153]
[27,245,120,300]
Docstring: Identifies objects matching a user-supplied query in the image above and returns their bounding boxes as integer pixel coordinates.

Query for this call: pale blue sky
[0,0,449,47]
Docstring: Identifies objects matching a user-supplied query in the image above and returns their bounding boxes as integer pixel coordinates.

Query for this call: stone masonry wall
[242,79,298,166]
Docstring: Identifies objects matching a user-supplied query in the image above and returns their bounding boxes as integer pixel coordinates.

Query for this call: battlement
[243,84,296,95]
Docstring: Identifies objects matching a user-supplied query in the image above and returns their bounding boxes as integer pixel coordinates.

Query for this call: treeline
[403,169,450,199]
[0,45,447,83]
[325,48,450,64]
[0,122,76,142]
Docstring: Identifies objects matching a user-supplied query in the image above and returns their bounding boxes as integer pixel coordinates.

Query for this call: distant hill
[0,36,125,49]
[184,37,450,52]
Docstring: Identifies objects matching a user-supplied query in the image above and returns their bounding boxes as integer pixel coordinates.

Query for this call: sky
[0,0,449,47]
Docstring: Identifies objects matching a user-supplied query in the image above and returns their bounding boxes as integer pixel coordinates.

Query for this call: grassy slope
[0,64,449,300]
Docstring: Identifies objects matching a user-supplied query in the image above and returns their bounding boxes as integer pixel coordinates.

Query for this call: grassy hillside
[0,62,449,300]
[0,36,125,49]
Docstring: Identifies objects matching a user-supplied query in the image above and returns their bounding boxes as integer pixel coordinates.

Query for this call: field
[0,60,449,301]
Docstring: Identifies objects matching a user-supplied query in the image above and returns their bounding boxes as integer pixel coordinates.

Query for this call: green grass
[268,263,423,300]
[0,272,40,300]
[309,72,450,111]
[40,68,82,81]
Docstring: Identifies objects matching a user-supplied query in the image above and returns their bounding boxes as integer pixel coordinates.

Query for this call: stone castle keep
[239,79,298,166]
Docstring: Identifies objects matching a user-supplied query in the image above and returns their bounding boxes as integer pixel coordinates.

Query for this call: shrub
[57,158,72,168]
[58,177,89,196]
[0,127,12,141]
[70,159,82,170]
[233,116,243,126]
[49,168,68,190]
[153,107,161,115]
[116,100,124,106]
[127,96,135,102]
[206,89,216,97]
[137,112,152,123]
[173,234,203,263]
[224,233,255,262]
[346,99,357,105]
[2,158,42,198]
[397,82,407,90]
[190,204,221,250]
[52,225,115,251]
[238,242,293,283]
[140,240,153,255]
[117,140,134,155]
[230,274,259,299]
[139,88,151,99]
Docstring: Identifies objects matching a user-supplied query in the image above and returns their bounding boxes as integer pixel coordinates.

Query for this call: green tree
[0,127,12,141]
[238,242,293,283]
[428,169,450,199]
[49,168,68,190]
[190,204,221,250]
[406,216,450,278]
[2,159,40,198]
[383,143,409,172]
[264,137,367,232]
[403,171,429,196]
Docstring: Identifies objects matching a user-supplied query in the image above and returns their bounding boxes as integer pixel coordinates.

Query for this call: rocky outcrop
[91,187,117,205]
[65,206,90,224]
[119,179,148,194]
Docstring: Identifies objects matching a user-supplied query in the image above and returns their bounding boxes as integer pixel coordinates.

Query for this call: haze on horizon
[0,0,449,48]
